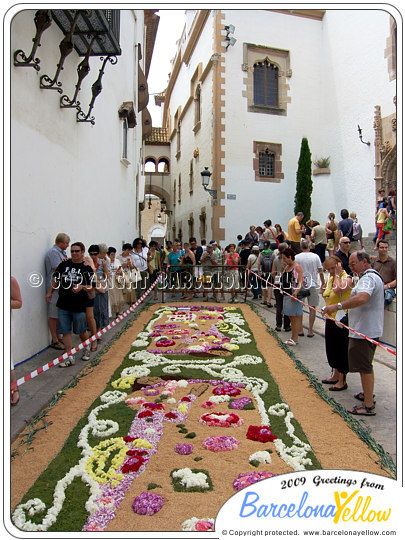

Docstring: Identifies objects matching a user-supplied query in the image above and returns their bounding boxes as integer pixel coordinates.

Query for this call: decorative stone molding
[313,168,330,176]
[242,43,291,116]
[384,17,396,82]
[253,141,283,182]
[373,104,396,195]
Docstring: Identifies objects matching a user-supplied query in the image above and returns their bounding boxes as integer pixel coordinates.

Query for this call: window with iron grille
[253,141,283,183]
[259,149,275,177]
[253,61,279,107]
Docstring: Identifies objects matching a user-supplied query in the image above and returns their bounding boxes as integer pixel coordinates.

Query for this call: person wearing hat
[246,245,261,299]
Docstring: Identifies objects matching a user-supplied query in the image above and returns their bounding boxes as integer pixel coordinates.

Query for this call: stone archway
[381,145,397,194]
[373,104,396,196]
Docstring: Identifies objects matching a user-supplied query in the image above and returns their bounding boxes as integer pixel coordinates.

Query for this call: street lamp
[201,167,217,200]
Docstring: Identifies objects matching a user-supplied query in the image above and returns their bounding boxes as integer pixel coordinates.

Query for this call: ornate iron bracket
[77,55,118,124]
[60,33,101,109]
[14,10,52,71]
[39,10,84,93]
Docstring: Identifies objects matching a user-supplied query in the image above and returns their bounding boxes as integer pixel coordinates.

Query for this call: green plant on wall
[313,156,330,168]
[294,137,313,222]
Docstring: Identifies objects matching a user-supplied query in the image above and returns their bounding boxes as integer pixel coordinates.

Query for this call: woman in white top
[107,247,126,316]
[132,238,150,299]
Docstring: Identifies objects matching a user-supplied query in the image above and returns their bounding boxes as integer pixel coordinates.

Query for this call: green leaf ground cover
[13,306,327,531]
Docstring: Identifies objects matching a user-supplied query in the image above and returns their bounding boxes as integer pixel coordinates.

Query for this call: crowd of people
[11,201,396,417]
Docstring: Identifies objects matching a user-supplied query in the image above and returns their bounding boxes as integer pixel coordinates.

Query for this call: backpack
[260,250,274,273]
[352,221,361,241]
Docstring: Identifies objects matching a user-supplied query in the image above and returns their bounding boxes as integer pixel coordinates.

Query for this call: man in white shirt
[323,251,384,416]
[295,239,325,337]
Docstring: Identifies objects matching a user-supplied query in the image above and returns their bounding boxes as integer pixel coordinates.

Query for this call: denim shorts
[57,308,87,335]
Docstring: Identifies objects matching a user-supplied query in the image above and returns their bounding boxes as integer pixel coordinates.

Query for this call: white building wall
[168,11,216,242]
[317,9,396,235]
[220,9,396,245]
[10,9,145,362]
[221,10,324,245]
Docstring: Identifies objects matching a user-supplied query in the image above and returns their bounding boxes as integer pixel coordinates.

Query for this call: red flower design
[164,412,178,419]
[246,425,278,443]
[121,451,147,474]
[138,410,154,418]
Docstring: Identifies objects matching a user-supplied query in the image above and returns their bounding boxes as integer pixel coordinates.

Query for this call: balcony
[51,9,121,56]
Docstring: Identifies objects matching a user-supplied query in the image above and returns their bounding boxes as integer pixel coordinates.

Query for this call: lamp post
[357,124,370,146]
[201,167,217,200]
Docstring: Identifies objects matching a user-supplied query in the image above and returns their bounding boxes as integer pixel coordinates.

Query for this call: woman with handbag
[321,255,353,391]
[280,248,304,346]
[376,201,390,241]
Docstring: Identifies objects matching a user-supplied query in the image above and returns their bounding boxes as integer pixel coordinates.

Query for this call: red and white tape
[248,269,396,356]
[11,274,163,390]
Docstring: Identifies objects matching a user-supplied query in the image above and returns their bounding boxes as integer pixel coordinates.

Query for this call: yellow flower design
[85,438,128,484]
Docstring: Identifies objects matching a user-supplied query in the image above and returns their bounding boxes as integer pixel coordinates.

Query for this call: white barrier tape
[11,274,163,389]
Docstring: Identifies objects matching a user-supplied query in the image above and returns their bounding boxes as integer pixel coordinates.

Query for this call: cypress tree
[294,137,313,222]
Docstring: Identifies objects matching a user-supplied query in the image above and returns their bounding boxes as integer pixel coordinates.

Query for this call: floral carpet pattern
[11,304,391,533]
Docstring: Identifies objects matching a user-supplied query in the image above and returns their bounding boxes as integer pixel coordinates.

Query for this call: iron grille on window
[259,150,275,177]
[254,61,279,107]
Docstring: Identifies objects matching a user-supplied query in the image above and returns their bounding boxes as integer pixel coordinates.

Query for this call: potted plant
[313,156,331,175]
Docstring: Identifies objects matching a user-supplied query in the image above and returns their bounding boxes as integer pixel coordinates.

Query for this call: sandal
[90,341,98,352]
[11,388,20,406]
[348,404,376,416]
[354,392,376,403]
[284,338,297,346]
[50,341,65,350]
[329,383,348,391]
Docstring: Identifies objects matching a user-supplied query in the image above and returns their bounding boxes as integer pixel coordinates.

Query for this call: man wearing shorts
[295,239,325,337]
[44,233,70,349]
[323,251,384,416]
[46,242,95,367]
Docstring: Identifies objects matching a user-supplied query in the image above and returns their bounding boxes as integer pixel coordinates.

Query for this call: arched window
[253,60,279,107]
[144,157,156,173]
[157,158,170,173]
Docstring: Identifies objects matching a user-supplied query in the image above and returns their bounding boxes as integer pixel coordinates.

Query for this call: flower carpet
[11,303,392,533]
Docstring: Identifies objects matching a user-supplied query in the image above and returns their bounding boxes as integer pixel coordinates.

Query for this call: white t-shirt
[295,252,322,288]
[247,253,260,271]
[349,270,384,339]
